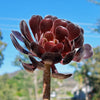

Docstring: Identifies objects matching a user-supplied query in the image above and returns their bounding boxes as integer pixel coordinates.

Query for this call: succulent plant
[10,15,93,100]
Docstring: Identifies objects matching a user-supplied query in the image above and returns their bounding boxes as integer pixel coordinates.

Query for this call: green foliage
[0,30,7,66]
[0,71,35,100]
[93,93,100,100]
[0,69,74,100]
[72,46,100,99]
[0,74,16,100]
[66,91,73,97]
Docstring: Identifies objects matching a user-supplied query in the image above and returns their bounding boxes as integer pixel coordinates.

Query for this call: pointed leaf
[62,37,72,54]
[52,73,72,79]
[12,30,24,42]
[63,50,76,64]
[29,56,45,70]
[20,20,34,42]
[10,34,31,55]
[19,60,36,73]
[73,47,84,62]
[12,30,32,51]
[80,27,84,34]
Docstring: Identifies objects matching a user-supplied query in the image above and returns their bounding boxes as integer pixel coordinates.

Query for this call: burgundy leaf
[38,37,47,47]
[44,31,54,41]
[12,31,32,51]
[62,37,72,55]
[53,19,68,33]
[80,27,84,34]
[51,43,64,52]
[83,44,93,59]
[10,34,31,55]
[29,56,45,70]
[52,73,72,79]
[67,23,81,41]
[44,41,56,52]
[12,30,24,42]
[19,59,36,73]
[74,33,84,48]
[31,42,45,57]
[44,15,58,21]
[29,15,42,40]
[63,50,76,64]
[20,20,34,42]
[55,26,69,42]
[23,38,31,50]
[73,47,84,62]
[40,18,53,33]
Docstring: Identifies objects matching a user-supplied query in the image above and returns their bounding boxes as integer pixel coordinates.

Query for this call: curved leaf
[10,33,31,55]
[83,44,93,59]
[52,73,72,79]
[12,30,24,42]
[20,20,34,42]
[63,50,76,64]
[19,60,36,73]
[29,56,45,70]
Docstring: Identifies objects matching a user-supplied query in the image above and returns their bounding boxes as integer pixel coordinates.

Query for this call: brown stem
[43,64,51,100]
[34,71,38,100]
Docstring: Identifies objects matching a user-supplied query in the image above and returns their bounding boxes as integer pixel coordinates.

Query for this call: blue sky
[0,0,100,75]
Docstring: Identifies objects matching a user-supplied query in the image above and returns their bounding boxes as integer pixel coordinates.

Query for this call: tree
[72,47,100,100]
[0,30,7,67]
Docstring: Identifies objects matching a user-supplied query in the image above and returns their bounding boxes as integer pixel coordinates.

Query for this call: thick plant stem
[43,64,51,100]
